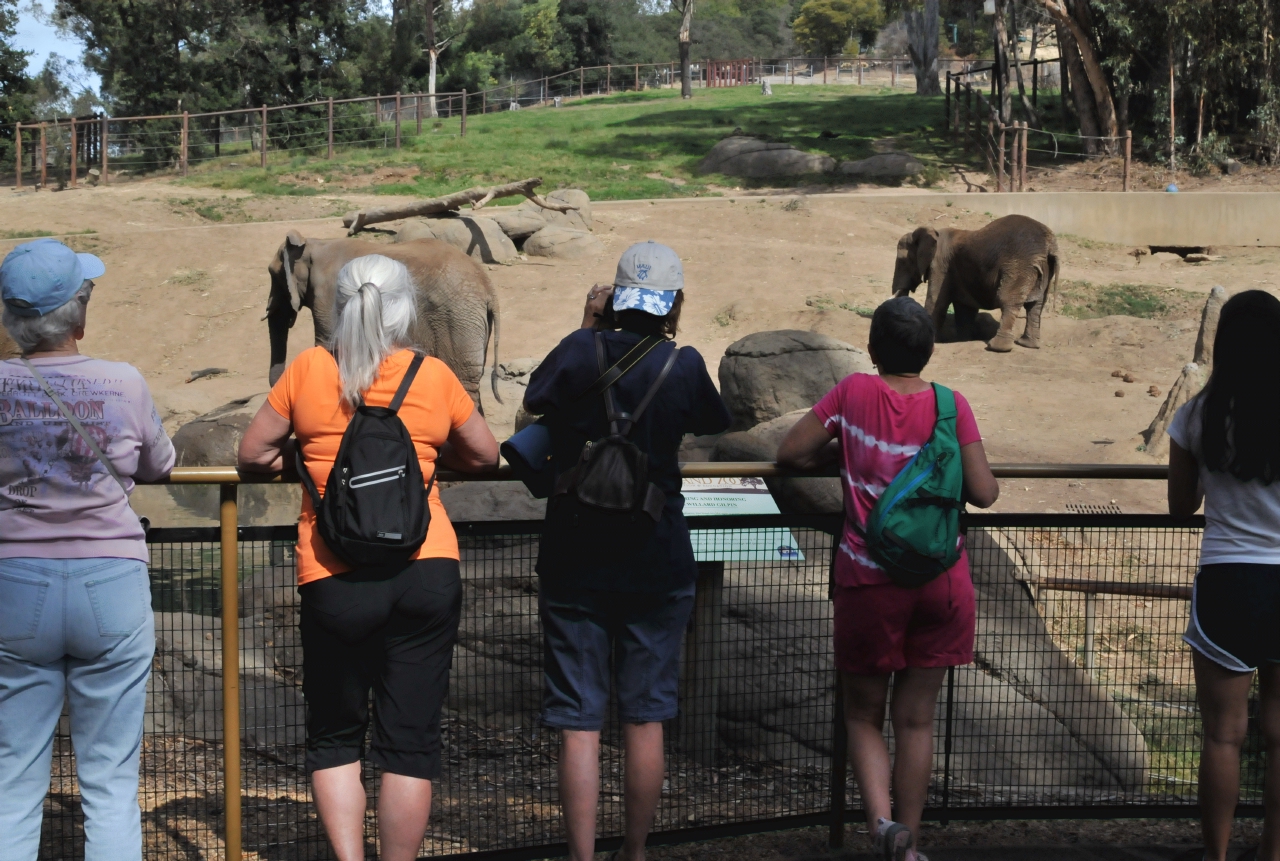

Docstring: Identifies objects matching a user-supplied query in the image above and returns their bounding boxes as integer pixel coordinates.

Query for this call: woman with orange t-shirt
[238,254,498,861]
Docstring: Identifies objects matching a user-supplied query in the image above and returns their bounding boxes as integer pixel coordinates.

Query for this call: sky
[13,4,100,91]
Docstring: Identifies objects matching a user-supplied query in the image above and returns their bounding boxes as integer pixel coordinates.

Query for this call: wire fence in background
[36,511,1246,861]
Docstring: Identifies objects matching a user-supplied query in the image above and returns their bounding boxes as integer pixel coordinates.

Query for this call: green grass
[184,85,953,200]
[1,229,55,239]
[1060,281,1172,320]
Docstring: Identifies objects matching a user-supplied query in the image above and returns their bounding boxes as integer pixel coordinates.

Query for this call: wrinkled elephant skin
[265,231,501,410]
[891,214,1060,353]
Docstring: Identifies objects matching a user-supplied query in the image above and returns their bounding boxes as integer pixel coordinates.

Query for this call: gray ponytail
[331,255,418,409]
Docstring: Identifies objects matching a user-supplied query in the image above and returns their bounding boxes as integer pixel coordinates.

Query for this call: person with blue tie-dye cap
[524,242,731,861]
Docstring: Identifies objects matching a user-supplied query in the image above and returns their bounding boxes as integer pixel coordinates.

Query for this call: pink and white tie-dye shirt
[812,373,982,588]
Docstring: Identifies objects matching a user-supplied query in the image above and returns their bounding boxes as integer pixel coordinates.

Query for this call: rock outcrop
[524,225,604,259]
[396,214,519,264]
[698,136,836,178]
[837,152,923,178]
[712,409,842,514]
[522,188,593,233]
[1144,286,1226,457]
[718,330,874,430]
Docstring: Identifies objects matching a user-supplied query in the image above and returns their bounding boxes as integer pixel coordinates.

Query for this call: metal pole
[39,123,46,189]
[220,483,242,861]
[828,675,848,849]
[101,115,109,184]
[260,105,267,169]
[394,92,401,149]
[14,124,20,190]
[1083,594,1097,675]
[327,98,334,160]
[943,665,955,826]
[1124,130,1133,191]
[180,111,189,177]
[69,118,77,187]
[460,89,466,137]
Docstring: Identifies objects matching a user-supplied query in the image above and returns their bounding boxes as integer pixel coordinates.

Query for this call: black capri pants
[299,557,462,780]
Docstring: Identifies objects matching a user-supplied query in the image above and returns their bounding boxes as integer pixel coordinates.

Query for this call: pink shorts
[832,564,976,676]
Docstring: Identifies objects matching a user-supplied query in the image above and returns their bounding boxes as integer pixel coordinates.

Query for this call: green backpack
[857,383,966,588]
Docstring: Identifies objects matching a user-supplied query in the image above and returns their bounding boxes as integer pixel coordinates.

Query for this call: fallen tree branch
[342,177,578,234]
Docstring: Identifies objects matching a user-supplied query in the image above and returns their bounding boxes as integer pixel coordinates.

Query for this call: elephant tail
[488,297,503,405]
[1042,252,1059,306]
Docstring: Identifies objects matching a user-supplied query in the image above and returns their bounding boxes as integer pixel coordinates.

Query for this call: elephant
[891,214,1059,352]
[266,231,501,409]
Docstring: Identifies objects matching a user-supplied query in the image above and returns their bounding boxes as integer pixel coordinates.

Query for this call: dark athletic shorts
[299,557,461,780]
[832,564,976,676]
[1186,562,1280,671]
[539,583,695,730]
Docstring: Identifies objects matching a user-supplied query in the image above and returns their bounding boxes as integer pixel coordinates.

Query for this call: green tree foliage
[792,0,883,57]
[0,0,33,166]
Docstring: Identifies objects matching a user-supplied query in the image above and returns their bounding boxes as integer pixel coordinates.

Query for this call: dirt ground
[1,179,1266,525]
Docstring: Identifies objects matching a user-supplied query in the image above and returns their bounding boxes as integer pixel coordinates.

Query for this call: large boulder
[440,482,547,521]
[698,136,835,178]
[169,395,300,523]
[516,188,593,233]
[712,409,842,514]
[719,330,874,430]
[484,207,548,242]
[396,214,519,264]
[837,152,923,178]
[524,226,604,259]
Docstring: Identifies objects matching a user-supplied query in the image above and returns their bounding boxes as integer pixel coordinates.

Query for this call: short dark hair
[869,297,934,374]
[612,291,684,338]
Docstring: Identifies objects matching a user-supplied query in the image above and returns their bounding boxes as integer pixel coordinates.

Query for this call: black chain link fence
[39,514,1254,860]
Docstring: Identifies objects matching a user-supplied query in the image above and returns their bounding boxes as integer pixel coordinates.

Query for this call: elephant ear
[912,227,940,280]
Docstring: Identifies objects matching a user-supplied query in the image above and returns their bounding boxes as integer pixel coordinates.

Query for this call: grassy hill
[185,85,953,201]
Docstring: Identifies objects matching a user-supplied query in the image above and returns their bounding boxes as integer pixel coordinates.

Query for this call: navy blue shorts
[1186,562,1280,671]
[539,583,696,730]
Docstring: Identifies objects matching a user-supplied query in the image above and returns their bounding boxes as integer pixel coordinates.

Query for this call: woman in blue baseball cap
[0,239,175,861]
[522,242,731,861]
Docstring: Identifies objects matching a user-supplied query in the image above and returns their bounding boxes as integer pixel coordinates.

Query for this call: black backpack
[551,333,682,543]
[297,351,434,568]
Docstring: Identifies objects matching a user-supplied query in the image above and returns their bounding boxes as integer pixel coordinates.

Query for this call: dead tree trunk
[905,0,942,96]
[1033,0,1119,150]
[678,0,696,99]
[1058,20,1101,152]
[1009,0,1041,126]
[993,1,1013,123]
[343,177,578,234]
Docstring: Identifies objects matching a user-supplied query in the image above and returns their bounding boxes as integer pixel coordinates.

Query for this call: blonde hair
[331,255,418,409]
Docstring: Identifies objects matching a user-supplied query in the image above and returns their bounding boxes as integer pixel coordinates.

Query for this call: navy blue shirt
[524,328,731,592]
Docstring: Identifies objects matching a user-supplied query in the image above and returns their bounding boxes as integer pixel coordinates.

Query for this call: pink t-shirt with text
[812,373,982,588]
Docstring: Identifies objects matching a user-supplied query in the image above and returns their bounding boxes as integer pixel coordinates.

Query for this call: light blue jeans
[0,557,155,861]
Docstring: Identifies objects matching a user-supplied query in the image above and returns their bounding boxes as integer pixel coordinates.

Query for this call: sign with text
[682,476,804,562]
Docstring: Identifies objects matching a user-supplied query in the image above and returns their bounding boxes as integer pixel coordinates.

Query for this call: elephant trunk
[891,256,920,298]
[268,313,292,386]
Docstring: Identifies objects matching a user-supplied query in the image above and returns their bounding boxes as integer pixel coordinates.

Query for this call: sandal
[872,818,913,861]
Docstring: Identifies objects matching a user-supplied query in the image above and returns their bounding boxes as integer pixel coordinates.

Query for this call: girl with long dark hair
[1168,289,1280,861]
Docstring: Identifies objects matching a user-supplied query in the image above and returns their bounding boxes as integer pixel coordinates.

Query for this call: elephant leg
[954,303,979,341]
[1017,300,1044,349]
[987,304,1020,352]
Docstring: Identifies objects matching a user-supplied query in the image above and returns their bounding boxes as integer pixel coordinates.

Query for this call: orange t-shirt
[267,347,475,585]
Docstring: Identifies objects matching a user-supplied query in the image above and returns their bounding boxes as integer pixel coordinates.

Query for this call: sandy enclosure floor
[3,180,1270,521]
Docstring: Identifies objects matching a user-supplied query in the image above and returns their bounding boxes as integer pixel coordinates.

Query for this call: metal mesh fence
[38,514,1251,860]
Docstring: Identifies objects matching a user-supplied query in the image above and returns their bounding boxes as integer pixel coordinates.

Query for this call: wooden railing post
[69,118,77,187]
[823,57,828,84]
[607,63,612,95]
[180,111,189,176]
[14,123,21,190]
[260,105,267,169]
[394,92,401,149]
[460,89,467,137]
[219,483,242,861]
[101,115,109,184]
[39,123,46,189]
[1021,122,1029,191]
[635,63,639,91]
[580,67,585,99]
[998,124,1007,191]
[1124,130,1132,191]
[416,94,423,135]
[327,98,334,160]
[944,73,951,132]
[679,561,724,765]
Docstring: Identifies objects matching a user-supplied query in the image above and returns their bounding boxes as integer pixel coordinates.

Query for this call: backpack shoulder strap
[932,382,957,423]
[618,345,682,436]
[388,351,426,413]
[582,333,664,401]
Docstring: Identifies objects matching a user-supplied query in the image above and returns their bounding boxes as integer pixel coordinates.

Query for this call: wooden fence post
[1021,122,1029,191]
[891,62,897,88]
[260,105,267,169]
[823,57,828,84]
[1031,57,1038,106]
[945,73,951,132]
[580,67,585,98]
[101,115,109,184]
[416,94,423,135]
[39,123,46,189]
[14,123,20,190]
[635,63,639,91]
[394,92,401,149]
[460,89,467,137]
[1124,130,1133,191]
[998,124,1007,191]
[327,98,334,159]
[69,118,77,187]
[181,111,190,176]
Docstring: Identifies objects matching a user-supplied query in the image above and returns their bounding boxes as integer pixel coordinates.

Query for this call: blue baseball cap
[1,239,106,318]
[613,241,683,316]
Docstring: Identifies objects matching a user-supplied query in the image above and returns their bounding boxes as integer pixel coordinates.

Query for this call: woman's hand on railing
[776,411,838,471]
[238,401,294,473]
[439,411,501,473]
